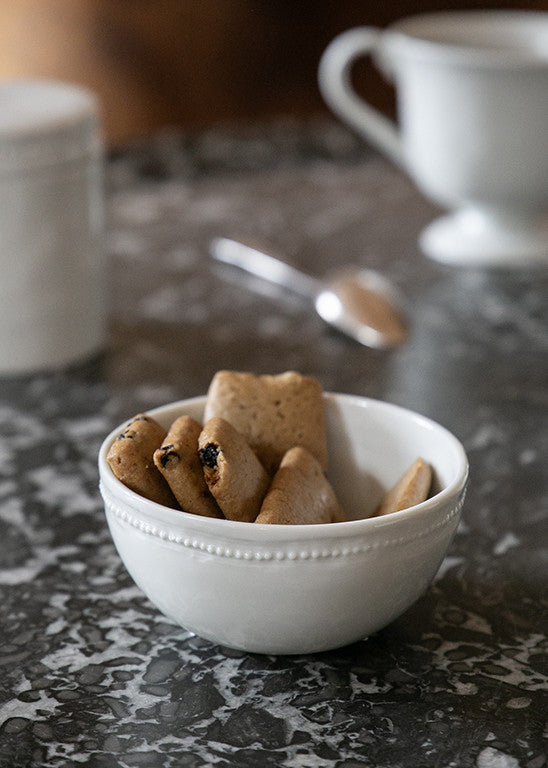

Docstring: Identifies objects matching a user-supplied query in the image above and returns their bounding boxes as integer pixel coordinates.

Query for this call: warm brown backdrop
[0,0,545,146]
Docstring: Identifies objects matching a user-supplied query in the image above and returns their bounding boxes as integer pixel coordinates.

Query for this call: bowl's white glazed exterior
[98,394,468,654]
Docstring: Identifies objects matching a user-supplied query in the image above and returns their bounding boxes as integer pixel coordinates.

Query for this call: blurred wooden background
[0,0,544,146]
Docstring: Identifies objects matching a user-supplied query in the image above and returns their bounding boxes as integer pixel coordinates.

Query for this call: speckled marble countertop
[1,120,546,768]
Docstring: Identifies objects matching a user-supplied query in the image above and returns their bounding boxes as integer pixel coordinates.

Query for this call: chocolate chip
[117,429,135,440]
[199,444,220,469]
[160,449,180,468]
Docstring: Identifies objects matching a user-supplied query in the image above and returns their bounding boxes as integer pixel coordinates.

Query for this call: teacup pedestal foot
[419,208,548,268]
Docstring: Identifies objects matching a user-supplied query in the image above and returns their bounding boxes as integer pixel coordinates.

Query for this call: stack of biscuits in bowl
[98,372,468,653]
[106,370,432,525]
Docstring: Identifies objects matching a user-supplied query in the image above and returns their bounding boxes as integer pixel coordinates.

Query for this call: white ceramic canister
[0,79,105,374]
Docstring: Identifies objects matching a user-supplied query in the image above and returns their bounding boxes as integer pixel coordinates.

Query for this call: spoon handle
[209,238,320,299]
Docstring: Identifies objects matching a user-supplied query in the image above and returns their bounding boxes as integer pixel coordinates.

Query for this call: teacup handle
[318,27,404,169]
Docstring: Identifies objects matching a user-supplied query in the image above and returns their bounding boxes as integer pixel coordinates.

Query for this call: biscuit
[203,370,328,475]
[198,416,271,522]
[107,414,179,508]
[153,415,223,519]
[375,457,432,516]
[255,446,345,525]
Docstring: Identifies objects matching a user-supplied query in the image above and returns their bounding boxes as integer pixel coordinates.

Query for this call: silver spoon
[209,237,408,349]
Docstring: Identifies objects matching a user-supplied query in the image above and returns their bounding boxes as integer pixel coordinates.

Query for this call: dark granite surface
[0,120,546,768]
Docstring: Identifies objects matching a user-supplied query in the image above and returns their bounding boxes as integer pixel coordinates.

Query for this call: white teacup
[319,11,548,267]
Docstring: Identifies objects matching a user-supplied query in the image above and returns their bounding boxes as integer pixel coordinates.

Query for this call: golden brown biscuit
[375,457,432,516]
[255,446,345,525]
[153,415,223,519]
[198,417,271,522]
[203,370,328,475]
[107,414,179,508]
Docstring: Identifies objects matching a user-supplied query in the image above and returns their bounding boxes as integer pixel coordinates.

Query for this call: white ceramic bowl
[98,394,468,655]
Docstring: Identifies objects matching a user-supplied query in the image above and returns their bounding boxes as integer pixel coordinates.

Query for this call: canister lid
[0,79,101,174]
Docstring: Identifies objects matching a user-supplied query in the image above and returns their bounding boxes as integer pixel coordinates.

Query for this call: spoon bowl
[209,238,408,348]
[315,267,408,348]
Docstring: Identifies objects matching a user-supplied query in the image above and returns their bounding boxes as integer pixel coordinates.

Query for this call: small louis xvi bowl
[98,393,468,655]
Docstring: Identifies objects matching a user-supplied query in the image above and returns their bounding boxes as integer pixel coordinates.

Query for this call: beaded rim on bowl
[101,486,466,561]
[98,392,469,554]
